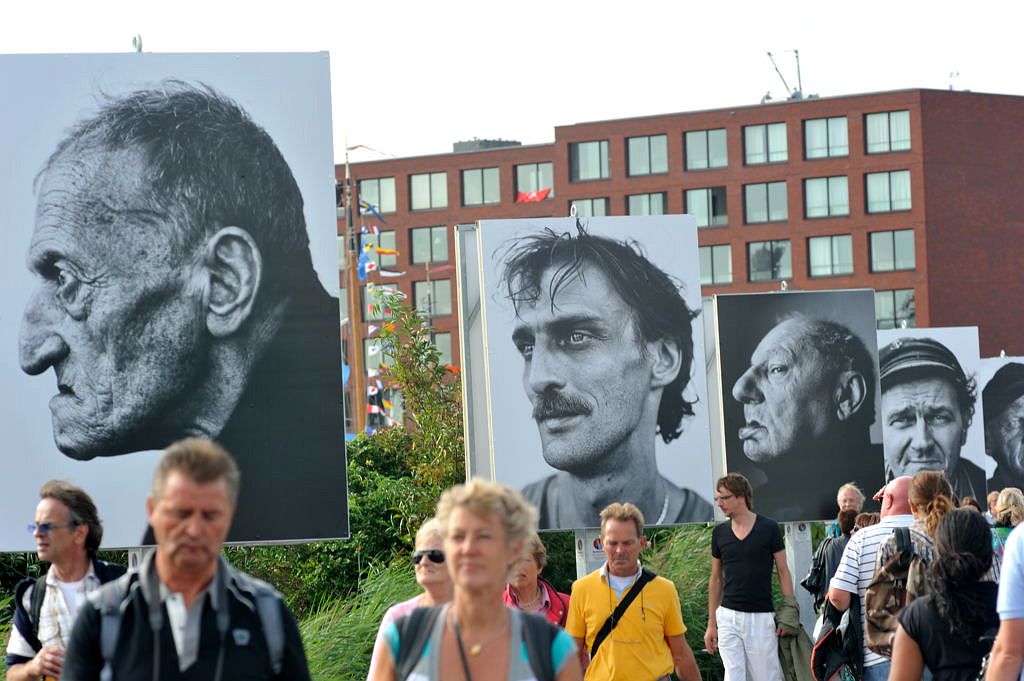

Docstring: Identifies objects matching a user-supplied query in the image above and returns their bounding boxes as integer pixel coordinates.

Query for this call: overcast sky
[4,0,1019,163]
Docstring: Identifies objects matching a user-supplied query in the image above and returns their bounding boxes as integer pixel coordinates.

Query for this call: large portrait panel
[459,216,714,530]
[715,289,884,522]
[978,355,1024,493]
[0,53,347,548]
[877,327,986,502]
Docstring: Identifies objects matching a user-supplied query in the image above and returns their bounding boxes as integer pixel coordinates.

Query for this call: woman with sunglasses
[367,518,453,680]
[370,479,582,681]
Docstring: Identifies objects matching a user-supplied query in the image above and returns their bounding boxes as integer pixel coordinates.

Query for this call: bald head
[881,476,912,516]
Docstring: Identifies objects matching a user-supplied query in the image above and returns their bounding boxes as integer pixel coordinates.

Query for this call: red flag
[516,188,551,203]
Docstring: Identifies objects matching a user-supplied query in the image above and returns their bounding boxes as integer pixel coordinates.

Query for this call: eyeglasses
[714,494,736,503]
[28,522,77,535]
[412,549,445,565]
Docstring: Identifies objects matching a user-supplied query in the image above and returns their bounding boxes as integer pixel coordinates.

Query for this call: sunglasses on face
[412,549,445,565]
[27,522,78,535]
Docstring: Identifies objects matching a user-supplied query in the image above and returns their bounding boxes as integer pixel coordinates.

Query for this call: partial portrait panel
[715,290,884,522]
[877,327,986,502]
[464,216,714,530]
[0,53,347,548]
[978,356,1024,494]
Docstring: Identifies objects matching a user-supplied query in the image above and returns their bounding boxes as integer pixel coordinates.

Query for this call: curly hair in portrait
[498,226,699,443]
[910,470,955,538]
[929,508,994,645]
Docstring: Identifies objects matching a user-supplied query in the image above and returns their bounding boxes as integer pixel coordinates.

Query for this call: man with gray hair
[63,437,311,681]
[5,481,125,681]
[732,315,884,521]
[18,82,346,542]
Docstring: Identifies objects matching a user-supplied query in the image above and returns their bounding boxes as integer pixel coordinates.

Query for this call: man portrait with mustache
[730,314,884,521]
[500,227,713,530]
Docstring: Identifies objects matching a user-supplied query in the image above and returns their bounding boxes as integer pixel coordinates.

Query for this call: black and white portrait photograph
[0,53,347,548]
[978,356,1024,492]
[715,289,885,522]
[462,216,714,530]
[877,327,986,502]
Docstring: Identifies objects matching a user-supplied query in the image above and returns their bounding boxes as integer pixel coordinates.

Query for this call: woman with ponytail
[889,509,999,681]
[875,470,955,580]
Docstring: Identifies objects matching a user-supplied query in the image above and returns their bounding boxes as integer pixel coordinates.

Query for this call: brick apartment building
[337,88,1024,426]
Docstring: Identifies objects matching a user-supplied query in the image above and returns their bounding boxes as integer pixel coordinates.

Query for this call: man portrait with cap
[879,336,985,501]
[983,362,1024,490]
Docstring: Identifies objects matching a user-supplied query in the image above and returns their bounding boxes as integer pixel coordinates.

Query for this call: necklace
[655,492,669,526]
[450,610,509,656]
[517,587,542,610]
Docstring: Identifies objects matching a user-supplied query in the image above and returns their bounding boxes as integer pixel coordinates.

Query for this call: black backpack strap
[895,527,914,566]
[521,612,557,681]
[395,606,442,681]
[589,568,656,660]
[29,574,47,642]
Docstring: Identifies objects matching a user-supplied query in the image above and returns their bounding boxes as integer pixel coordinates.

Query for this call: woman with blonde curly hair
[370,479,581,681]
[991,487,1024,566]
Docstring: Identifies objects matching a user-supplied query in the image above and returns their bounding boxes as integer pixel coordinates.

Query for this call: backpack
[92,566,285,681]
[394,606,557,681]
[810,596,863,681]
[863,527,928,657]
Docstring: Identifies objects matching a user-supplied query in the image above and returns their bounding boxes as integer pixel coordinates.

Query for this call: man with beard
[983,361,1024,491]
[731,315,884,521]
[501,227,713,530]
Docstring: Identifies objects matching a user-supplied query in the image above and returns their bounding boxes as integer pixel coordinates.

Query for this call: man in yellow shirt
[566,502,701,681]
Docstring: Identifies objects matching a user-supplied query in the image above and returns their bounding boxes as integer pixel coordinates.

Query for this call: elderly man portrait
[984,361,1024,491]
[878,337,985,501]
[18,82,346,542]
[5,481,125,681]
[499,226,712,530]
[730,313,884,521]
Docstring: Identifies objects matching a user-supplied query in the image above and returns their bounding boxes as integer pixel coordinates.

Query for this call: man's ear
[649,338,683,389]
[202,227,263,338]
[835,370,867,422]
[145,496,155,524]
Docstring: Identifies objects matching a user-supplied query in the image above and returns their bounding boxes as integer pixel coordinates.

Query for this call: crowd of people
[6,440,1024,681]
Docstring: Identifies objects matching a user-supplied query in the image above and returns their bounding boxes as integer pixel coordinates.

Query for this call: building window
[515,162,554,198]
[569,140,610,181]
[413,279,452,317]
[432,332,453,365]
[364,284,399,321]
[875,289,916,329]
[744,181,788,223]
[744,122,788,165]
[699,244,732,285]
[804,116,848,159]
[870,229,916,272]
[865,110,911,154]
[807,234,853,277]
[410,172,448,210]
[866,170,911,213]
[359,230,397,269]
[804,176,849,218]
[461,167,500,206]
[686,187,727,227]
[570,198,608,217]
[627,192,666,216]
[627,134,668,176]
[411,226,448,264]
[358,177,397,214]
[748,240,792,282]
[685,128,727,170]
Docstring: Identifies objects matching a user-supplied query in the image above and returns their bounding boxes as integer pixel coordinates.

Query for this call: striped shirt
[829,514,914,668]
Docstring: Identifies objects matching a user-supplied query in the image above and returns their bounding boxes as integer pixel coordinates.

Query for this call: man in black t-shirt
[705,473,793,681]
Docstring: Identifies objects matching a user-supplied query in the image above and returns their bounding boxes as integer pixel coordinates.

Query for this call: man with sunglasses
[6,480,125,681]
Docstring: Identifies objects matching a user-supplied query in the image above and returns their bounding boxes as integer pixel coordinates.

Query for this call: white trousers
[716,606,784,681]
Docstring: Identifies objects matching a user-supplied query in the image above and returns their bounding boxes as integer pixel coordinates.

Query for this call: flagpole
[344,145,368,434]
